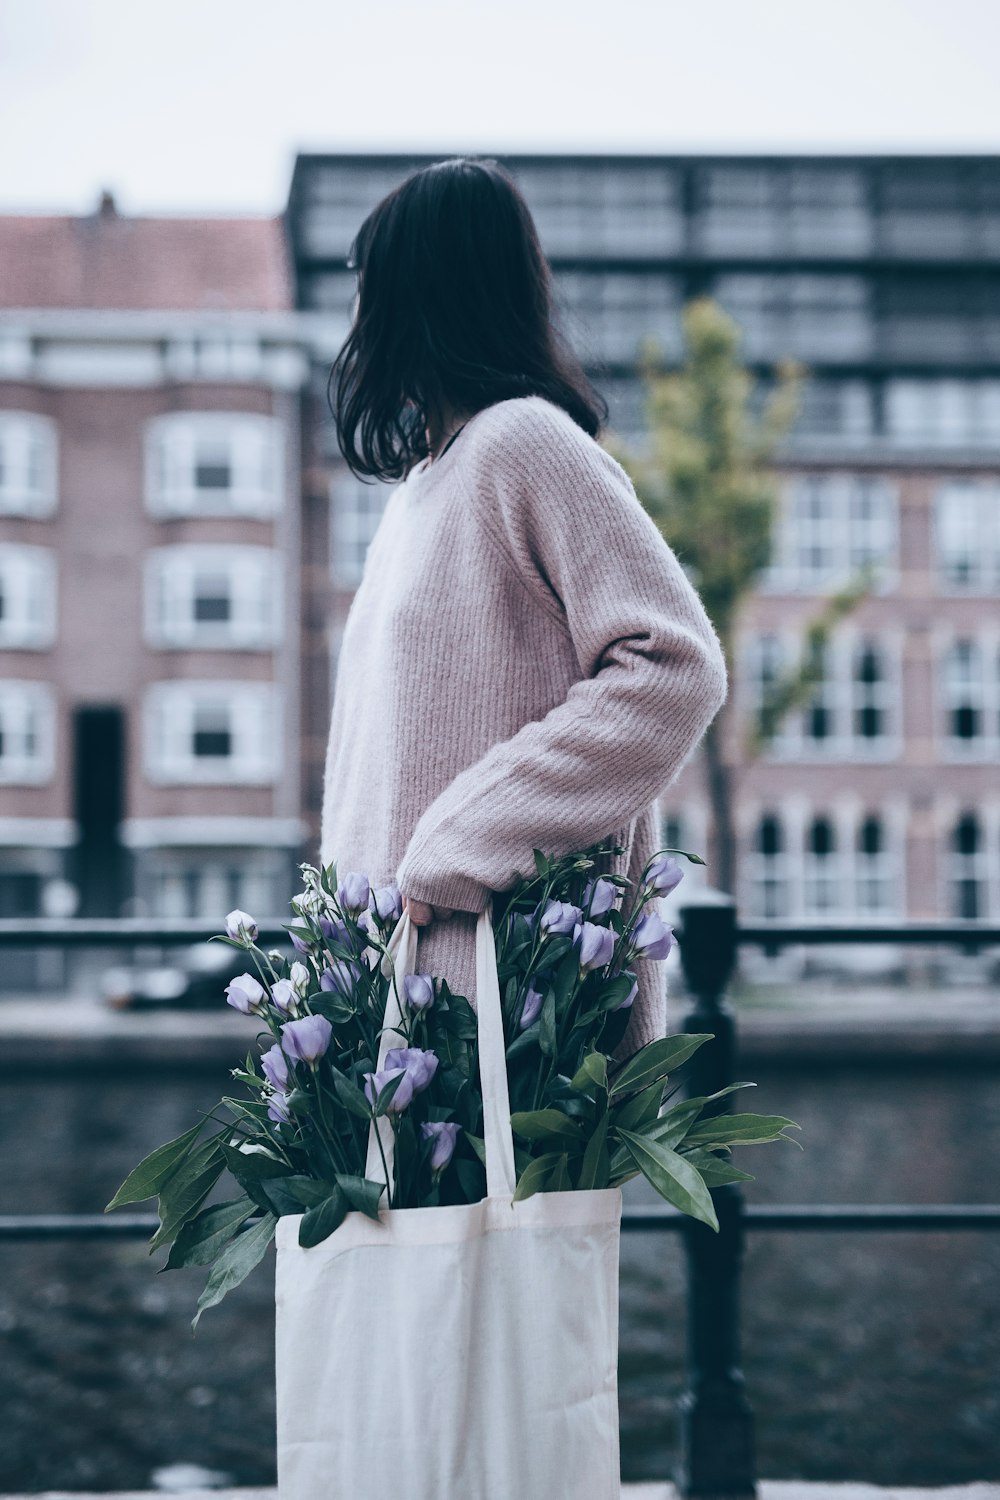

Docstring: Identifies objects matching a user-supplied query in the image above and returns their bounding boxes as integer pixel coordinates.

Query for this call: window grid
[934,480,1000,593]
[144,413,284,519]
[143,681,281,785]
[0,412,58,517]
[0,680,56,784]
[144,546,281,650]
[746,807,902,922]
[745,630,899,761]
[766,474,898,593]
[939,635,1000,759]
[0,545,57,649]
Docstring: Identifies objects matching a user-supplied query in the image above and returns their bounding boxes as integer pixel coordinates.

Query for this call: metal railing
[1,905,999,1498]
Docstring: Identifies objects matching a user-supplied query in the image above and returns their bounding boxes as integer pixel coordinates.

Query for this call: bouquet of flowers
[107,839,799,1328]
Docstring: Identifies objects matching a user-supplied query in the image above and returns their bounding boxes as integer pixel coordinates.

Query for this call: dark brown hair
[328,156,608,481]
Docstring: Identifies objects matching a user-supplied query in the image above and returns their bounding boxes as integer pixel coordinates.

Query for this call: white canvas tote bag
[274,897,623,1500]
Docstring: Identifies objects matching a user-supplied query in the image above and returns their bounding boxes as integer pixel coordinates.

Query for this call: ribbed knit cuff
[394,856,491,916]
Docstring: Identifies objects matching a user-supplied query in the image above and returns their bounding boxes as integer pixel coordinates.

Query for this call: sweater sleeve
[394,399,728,914]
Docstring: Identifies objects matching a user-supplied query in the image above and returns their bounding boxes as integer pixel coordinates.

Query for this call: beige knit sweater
[320,394,727,1061]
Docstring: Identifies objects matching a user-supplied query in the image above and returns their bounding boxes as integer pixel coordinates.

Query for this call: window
[144,546,281,649]
[0,681,56,784]
[748,813,789,919]
[143,681,281,784]
[746,630,898,760]
[144,413,283,518]
[787,379,874,445]
[767,474,898,592]
[714,274,873,363]
[803,816,840,916]
[552,271,682,365]
[886,381,1000,449]
[940,638,1000,757]
[697,166,871,257]
[948,812,987,920]
[856,815,893,914]
[0,546,57,648]
[0,412,58,517]
[934,481,1000,592]
[331,472,395,587]
[515,164,685,257]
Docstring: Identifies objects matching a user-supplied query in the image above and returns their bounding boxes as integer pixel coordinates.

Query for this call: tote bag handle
[364,899,517,1204]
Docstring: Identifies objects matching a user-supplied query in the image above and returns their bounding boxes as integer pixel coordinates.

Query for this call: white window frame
[143,680,281,785]
[934,479,1000,594]
[144,412,284,519]
[144,545,282,650]
[743,628,900,762]
[0,545,57,649]
[765,473,898,594]
[0,680,56,784]
[136,846,288,920]
[944,810,996,921]
[0,412,58,518]
[938,632,1000,761]
[330,471,395,587]
[744,802,903,923]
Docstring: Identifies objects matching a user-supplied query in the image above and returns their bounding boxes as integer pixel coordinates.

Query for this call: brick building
[0,190,314,951]
[286,152,1000,926]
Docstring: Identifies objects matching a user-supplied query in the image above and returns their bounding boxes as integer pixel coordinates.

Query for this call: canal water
[1,1048,997,1492]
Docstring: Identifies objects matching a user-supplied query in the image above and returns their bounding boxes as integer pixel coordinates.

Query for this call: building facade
[286,152,1000,925]
[0,191,314,959]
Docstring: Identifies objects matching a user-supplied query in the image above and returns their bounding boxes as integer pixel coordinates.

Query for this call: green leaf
[464,1132,486,1165]
[191,1212,277,1331]
[682,1147,755,1187]
[105,1121,205,1210]
[532,848,550,877]
[570,1051,608,1095]
[164,1196,256,1270]
[538,988,558,1058]
[609,1034,714,1098]
[577,1112,610,1190]
[683,1113,802,1149]
[149,1135,228,1251]
[513,1151,563,1203]
[260,1175,335,1213]
[298,1187,350,1248]
[549,1154,573,1192]
[509,1109,583,1144]
[616,1127,719,1231]
[330,1068,374,1121]
[612,1081,663,1132]
[335,1174,385,1220]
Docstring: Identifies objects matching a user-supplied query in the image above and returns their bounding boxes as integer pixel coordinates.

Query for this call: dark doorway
[71,705,127,917]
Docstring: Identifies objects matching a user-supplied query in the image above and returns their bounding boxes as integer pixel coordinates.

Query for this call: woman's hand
[402,895,454,926]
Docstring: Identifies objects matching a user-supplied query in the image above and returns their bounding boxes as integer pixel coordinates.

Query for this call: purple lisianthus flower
[260,1042,290,1091]
[615,975,639,1011]
[576,921,616,974]
[267,1091,293,1125]
[539,899,582,936]
[645,854,685,896]
[384,1046,439,1094]
[582,877,617,917]
[225,908,258,943]
[421,1120,461,1173]
[320,957,361,997]
[519,985,544,1030]
[337,871,370,913]
[364,1065,414,1114]
[290,930,313,956]
[319,913,350,943]
[403,972,435,1011]
[225,972,266,1014]
[632,911,676,961]
[280,1014,333,1066]
[371,882,403,922]
[270,978,297,1016]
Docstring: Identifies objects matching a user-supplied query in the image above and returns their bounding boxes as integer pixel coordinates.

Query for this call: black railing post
[675,892,756,1498]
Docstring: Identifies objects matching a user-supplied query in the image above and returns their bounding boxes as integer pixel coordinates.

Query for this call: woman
[322,156,727,1064]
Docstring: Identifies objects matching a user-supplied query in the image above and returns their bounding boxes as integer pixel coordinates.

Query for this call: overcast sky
[2,0,999,217]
